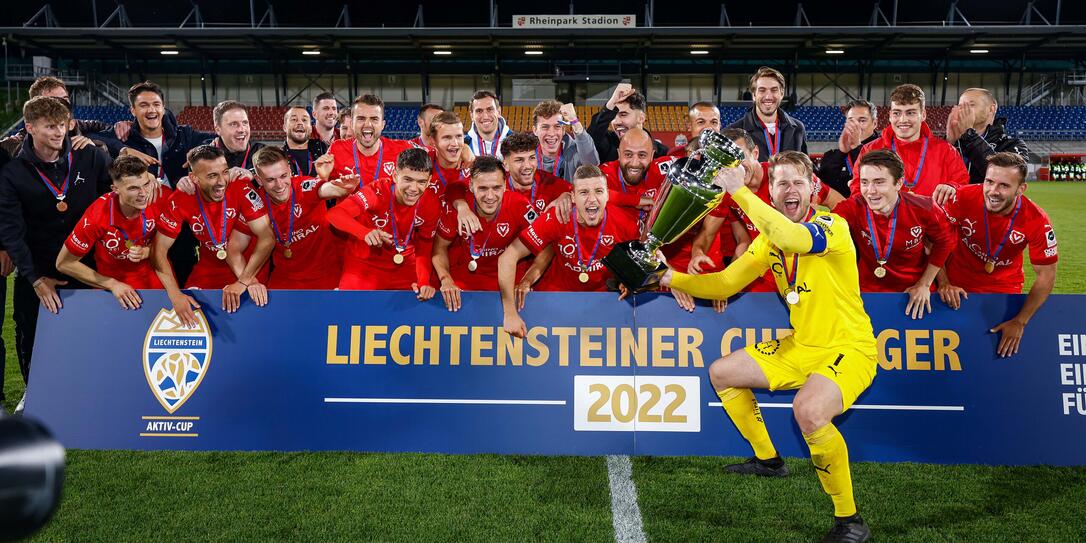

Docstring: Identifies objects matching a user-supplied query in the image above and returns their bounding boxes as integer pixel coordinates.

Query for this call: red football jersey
[261,176,344,290]
[519,207,639,292]
[505,170,573,223]
[600,156,677,229]
[941,184,1058,293]
[833,192,955,292]
[849,123,969,197]
[428,158,471,202]
[65,192,169,289]
[328,137,414,189]
[436,190,531,291]
[328,178,442,290]
[158,182,267,289]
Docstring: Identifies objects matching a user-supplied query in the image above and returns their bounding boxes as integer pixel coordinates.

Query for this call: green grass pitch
[3,182,1085,542]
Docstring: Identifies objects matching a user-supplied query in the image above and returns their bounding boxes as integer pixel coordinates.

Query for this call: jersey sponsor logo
[814,214,834,228]
[190,218,205,233]
[525,227,545,247]
[1045,247,1058,258]
[754,339,781,355]
[1045,227,1057,247]
[143,308,213,414]
[373,216,389,229]
[70,234,90,251]
[960,218,977,238]
[496,223,510,237]
[1009,230,1025,245]
[159,214,178,230]
[245,189,264,211]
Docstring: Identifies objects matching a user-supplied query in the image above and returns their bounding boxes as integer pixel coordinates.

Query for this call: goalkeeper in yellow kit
[661,151,877,543]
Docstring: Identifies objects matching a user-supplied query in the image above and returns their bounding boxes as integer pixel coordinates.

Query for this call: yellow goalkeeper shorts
[744,335,877,411]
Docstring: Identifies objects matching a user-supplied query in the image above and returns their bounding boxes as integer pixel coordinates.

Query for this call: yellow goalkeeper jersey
[670,186,876,354]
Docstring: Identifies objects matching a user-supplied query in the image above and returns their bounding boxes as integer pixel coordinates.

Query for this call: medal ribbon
[844,153,854,177]
[290,149,313,176]
[983,195,1023,266]
[777,208,815,291]
[265,188,296,248]
[890,137,929,190]
[865,199,899,265]
[108,194,147,245]
[353,139,384,184]
[507,174,538,209]
[33,150,72,202]
[572,207,608,272]
[759,116,781,156]
[468,195,502,259]
[195,191,228,250]
[388,190,422,252]
[474,120,503,156]
[536,142,563,176]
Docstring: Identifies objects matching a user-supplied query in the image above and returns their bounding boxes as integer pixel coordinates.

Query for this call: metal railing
[4,64,86,86]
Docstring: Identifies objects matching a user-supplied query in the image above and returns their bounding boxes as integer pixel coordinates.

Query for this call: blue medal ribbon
[352,139,384,184]
[865,199,899,265]
[195,191,228,251]
[265,187,296,249]
[890,137,929,190]
[108,194,147,246]
[572,207,608,272]
[983,196,1023,267]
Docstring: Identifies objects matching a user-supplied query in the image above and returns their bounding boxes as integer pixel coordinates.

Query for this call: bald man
[947,88,1030,185]
[599,127,676,228]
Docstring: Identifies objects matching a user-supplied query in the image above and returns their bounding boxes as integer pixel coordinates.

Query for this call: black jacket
[815,131,881,197]
[283,139,329,177]
[210,138,265,171]
[0,135,112,284]
[726,107,808,160]
[587,106,671,163]
[953,118,1030,184]
[96,109,214,189]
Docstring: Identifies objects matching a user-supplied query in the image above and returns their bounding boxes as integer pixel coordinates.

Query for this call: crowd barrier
[25,290,1086,466]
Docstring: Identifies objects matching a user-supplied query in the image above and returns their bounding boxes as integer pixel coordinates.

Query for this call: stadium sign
[513,15,636,29]
[25,291,1086,466]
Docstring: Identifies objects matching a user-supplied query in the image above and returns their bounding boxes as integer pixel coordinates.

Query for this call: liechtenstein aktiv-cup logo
[142,309,213,413]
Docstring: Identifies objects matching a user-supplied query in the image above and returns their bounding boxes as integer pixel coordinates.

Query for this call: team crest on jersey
[293,204,303,218]
[226,208,238,219]
[1009,230,1025,245]
[413,215,425,227]
[143,308,213,414]
[535,199,545,210]
[601,235,615,246]
[910,226,923,238]
[382,162,396,176]
[496,223,510,237]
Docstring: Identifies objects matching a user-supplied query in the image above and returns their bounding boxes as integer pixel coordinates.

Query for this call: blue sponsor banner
[25,290,1086,465]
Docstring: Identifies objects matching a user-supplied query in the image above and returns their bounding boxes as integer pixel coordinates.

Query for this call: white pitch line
[324,397,567,405]
[707,402,965,411]
[607,455,648,543]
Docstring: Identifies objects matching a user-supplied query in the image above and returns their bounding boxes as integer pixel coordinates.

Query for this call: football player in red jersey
[669,102,721,157]
[831,149,954,319]
[849,84,968,203]
[500,165,639,337]
[56,156,168,309]
[425,111,474,200]
[327,148,442,298]
[235,147,359,290]
[432,157,537,311]
[938,152,1058,357]
[599,127,674,229]
[153,145,275,326]
[327,94,414,188]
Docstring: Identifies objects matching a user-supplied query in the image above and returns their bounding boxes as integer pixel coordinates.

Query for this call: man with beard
[464,91,512,159]
[327,148,441,298]
[153,145,274,325]
[208,100,264,172]
[412,104,445,149]
[946,88,1030,185]
[816,99,880,197]
[669,102,722,158]
[831,150,954,319]
[328,94,415,189]
[588,84,669,162]
[599,127,674,229]
[500,132,573,225]
[727,67,808,158]
[531,99,599,182]
[661,151,876,543]
[849,84,968,203]
[0,96,112,414]
[310,92,340,145]
[431,157,536,312]
[56,156,170,305]
[282,106,328,177]
[937,152,1057,358]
